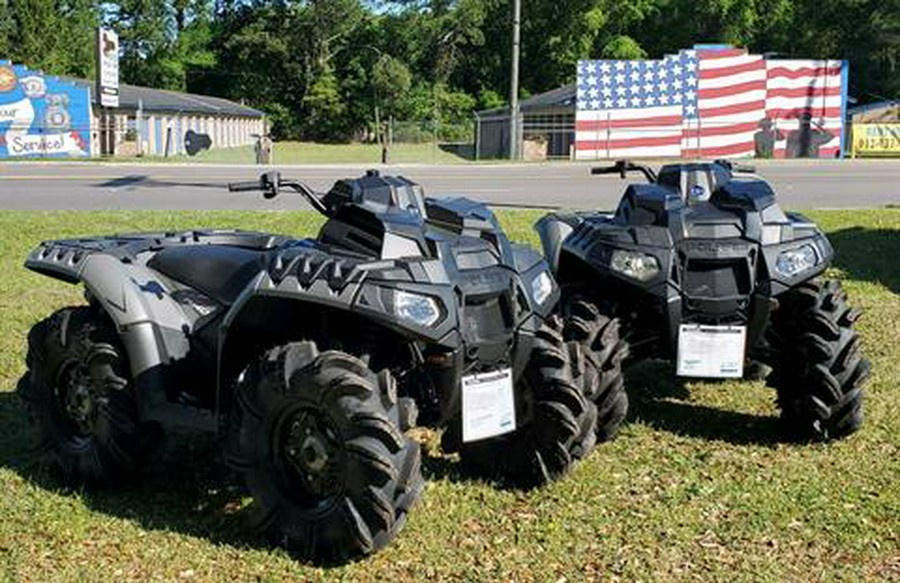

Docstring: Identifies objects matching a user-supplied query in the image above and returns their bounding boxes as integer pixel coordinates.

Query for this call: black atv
[18,170,597,563]
[537,160,869,441]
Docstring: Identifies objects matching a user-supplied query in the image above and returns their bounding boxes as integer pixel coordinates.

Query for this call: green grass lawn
[1,209,898,581]
[14,141,471,166]
[134,141,471,165]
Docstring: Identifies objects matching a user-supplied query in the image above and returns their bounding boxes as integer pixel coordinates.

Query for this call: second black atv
[537,159,869,441]
[18,170,597,564]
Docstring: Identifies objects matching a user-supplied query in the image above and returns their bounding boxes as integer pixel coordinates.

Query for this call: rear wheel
[226,341,423,563]
[563,297,630,442]
[765,279,869,441]
[459,316,597,488]
[17,306,157,485]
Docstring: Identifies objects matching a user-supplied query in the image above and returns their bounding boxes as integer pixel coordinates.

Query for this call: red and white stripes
[575,106,684,159]
[684,49,767,158]
[766,60,844,158]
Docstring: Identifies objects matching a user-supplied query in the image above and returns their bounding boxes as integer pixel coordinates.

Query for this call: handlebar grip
[591,166,618,175]
[227,181,261,192]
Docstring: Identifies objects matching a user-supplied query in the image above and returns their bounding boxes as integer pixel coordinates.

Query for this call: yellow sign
[852,124,900,156]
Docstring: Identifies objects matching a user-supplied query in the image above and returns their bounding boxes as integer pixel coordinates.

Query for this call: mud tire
[226,341,424,563]
[765,279,868,441]
[459,316,598,488]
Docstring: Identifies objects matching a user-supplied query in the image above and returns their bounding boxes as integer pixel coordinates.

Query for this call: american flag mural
[575,46,848,159]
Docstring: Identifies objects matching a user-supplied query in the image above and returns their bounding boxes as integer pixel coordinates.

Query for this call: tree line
[1,0,897,141]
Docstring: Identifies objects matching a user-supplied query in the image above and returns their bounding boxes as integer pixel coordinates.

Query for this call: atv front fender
[535,213,580,272]
[220,270,459,346]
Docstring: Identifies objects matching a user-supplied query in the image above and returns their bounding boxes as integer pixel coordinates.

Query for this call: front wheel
[765,279,869,441]
[563,297,630,442]
[459,316,598,488]
[226,341,424,564]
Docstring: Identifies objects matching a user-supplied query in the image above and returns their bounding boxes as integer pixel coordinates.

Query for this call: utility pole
[508,0,521,160]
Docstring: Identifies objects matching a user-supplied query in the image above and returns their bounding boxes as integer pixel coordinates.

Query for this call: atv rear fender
[26,245,193,377]
[26,244,212,428]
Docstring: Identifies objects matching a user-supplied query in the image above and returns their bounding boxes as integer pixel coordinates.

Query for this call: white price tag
[461,368,516,442]
[677,324,746,378]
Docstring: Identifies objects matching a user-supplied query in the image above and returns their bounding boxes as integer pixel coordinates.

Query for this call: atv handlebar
[227,172,329,215]
[591,160,658,183]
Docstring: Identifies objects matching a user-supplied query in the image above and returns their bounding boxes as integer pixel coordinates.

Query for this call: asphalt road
[1,159,898,211]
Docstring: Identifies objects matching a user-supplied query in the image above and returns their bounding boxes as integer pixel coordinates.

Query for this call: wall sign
[852,124,900,156]
[0,61,91,158]
[575,45,848,159]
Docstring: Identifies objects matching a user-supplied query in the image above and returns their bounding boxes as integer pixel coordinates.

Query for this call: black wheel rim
[54,359,98,441]
[276,406,345,510]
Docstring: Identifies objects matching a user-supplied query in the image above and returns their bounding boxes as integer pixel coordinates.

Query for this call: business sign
[97,28,119,108]
[852,124,900,156]
[0,61,91,157]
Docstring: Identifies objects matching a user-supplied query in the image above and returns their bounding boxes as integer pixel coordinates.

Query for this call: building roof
[66,77,265,118]
[848,100,900,122]
[476,83,576,118]
[848,100,900,115]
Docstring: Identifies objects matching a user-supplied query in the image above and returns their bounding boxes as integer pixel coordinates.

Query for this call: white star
[603,97,613,108]
[590,98,600,109]
[601,86,612,97]
[686,60,697,72]
[685,104,696,115]
[615,72,625,84]
[615,97,626,107]
[587,62,598,74]
[686,74,697,87]
[684,89,696,101]
[600,62,611,74]
[648,94,658,105]
[668,93,677,104]
[588,87,598,98]
[643,81,654,93]
[616,61,626,72]
[673,77,683,90]
[616,85,626,97]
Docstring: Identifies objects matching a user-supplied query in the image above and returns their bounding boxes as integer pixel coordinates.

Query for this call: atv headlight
[610,249,660,282]
[775,244,818,277]
[394,290,441,327]
[531,270,555,305]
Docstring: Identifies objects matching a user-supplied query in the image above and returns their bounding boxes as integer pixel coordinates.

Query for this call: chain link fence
[375,119,474,164]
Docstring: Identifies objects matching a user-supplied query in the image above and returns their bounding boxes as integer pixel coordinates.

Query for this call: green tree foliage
[2,0,99,76]
[373,54,412,116]
[0,0,897,140]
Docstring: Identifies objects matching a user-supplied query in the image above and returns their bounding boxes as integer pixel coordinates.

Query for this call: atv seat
[147,245,269,305]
